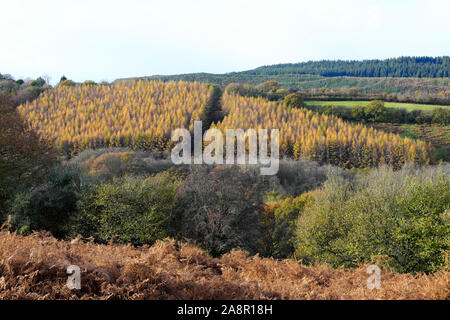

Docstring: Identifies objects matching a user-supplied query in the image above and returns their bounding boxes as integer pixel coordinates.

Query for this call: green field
[305,100,449,112]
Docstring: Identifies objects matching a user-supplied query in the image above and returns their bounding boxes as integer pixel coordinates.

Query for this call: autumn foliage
[217,93,432,168]
[17,81,214,155]
[0,230,448,300]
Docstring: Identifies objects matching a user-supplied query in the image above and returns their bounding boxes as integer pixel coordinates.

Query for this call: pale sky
[1,0,449,84]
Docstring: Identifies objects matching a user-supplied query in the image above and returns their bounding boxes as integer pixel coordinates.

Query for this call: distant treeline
[242,57,449,78]
[0,73,49,108]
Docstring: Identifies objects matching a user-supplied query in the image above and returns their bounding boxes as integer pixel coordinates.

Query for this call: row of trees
[303,100,450,125]
[0,73,49,108]
[245,57,450,78]
[225,80,450,106]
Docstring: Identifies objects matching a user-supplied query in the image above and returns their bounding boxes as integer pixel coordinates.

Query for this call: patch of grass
[306,100,449,112]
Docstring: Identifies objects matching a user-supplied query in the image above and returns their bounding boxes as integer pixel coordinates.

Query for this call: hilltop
[117,57,450,96]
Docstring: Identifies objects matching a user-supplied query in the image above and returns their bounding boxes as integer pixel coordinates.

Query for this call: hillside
[243,57,450,78]
[17,81,214,155]
[17,81,432,167]
[1,230,448,300]
[117,57,450,97]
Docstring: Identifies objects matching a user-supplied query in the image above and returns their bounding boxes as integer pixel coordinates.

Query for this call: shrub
[0,108,55,220]
[351,105,366,122]
[261,193,313,258]
[276,159,345,196]
[77,172,180,246]
[58,79,76,87]
[283,93,304,109]
[387,108,408,123]
[295,165,450,273]
[175,165,279,256]
[10,166,80,238]
[365,100,387,122]
[431,108,450,125]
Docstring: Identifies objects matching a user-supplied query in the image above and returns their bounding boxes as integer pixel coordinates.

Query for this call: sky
[1,0,449,84]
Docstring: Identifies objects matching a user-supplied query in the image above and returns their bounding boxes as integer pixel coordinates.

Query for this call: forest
[0,72,449,300]
[243,57,450,78]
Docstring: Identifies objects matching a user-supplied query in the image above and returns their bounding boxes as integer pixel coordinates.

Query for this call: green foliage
[431,108,450,125]
[10,166,80,238]
[30,77,46,87]
[261,193,313,259]
[243,57,449,78]
[351,104,366,121]
[0,108,55,219]
[77,172,180,246]
[283,93,304,109]
[200,84,223,129]
[256,80,280,93]
[365,100,387,122]
[295,165,450,273]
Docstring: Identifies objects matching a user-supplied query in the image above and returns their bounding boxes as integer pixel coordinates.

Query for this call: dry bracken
[0,230,447,300]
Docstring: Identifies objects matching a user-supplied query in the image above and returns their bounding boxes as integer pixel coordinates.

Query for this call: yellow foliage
[18,81,213,155]
[216,93,432,168]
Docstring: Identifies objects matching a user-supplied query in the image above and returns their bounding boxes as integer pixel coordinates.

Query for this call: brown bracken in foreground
[0,230,448,300]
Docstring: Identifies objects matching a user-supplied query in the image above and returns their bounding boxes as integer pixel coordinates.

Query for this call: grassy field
[306,100,449,112]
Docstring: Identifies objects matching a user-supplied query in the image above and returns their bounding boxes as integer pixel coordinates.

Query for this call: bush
[351,105,366,122]
[276,159,345,196]
[10,166,80,238]
[365,100,387,122]
[77,172,180,246]
[295,165,450,273]
[283,93,304,109]
[175,165,279,256]
[68,148,175,184]
[0,108,55,220]
[261,193,313,258]
[59,79,76,87]
[387,108,408,123]
[431,108,450,125]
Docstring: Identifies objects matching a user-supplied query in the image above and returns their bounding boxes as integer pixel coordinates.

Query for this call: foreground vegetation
[0,230,448,300]
[4,146,449,274]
